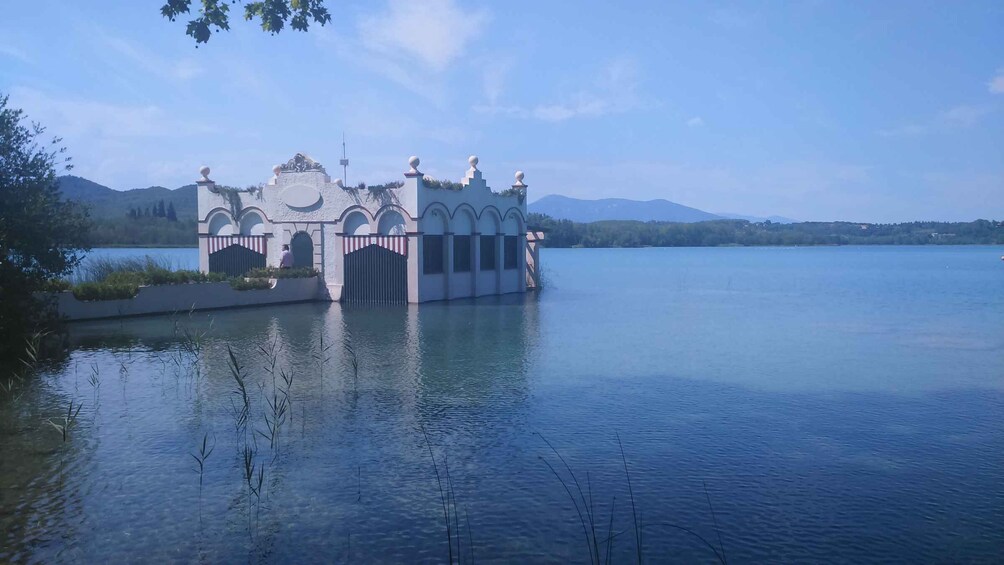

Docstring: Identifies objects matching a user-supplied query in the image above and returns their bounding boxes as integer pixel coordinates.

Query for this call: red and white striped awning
[207,235,268,255]
[343,235,408,256]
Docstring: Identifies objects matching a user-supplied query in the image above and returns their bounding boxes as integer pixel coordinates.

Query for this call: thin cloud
[877,104,992,137]
[687,116,705,127]
[9,86,216,139]
[989,68,1004,94]
[100,33,204,83]
[358,0,488,72]
[0,45,32,64]
[475,58,645,122]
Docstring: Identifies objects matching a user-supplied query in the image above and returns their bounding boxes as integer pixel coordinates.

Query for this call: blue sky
[1,1,1001,222]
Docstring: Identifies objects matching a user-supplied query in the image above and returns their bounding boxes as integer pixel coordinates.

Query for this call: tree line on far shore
[527,213,1004,248]
[129,199,178,221]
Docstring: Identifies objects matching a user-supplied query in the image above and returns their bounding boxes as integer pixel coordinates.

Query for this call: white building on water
[196,153,543,303]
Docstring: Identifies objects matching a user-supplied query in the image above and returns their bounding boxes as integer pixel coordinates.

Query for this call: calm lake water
[3,246,1003,563]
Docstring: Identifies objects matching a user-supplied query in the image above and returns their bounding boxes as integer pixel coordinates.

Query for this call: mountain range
[56,175,795,225]
[529,194,796,224]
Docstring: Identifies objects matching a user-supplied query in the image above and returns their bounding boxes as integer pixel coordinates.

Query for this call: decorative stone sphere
[272,164,281,176]
[468,155,479,168]
[515,170,525,183]
[409,156,420,170]
[199,165,210,179]
[334,178,344,189]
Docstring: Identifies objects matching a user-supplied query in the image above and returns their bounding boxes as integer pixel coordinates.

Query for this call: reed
[258,382,288,453]
[421,425,476,564]
[344,338,360,397]
[227,346,251,439]
[46,400,83,442]
[191,432,216,488]
[539,432,729,565]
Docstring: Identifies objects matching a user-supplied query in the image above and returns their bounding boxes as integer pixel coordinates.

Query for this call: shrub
[422,177,464,191]
[229,278,273,291]
[104,270,147,287]
[42,279,72,292]
[72,282,139,301]
[244,267,318,279]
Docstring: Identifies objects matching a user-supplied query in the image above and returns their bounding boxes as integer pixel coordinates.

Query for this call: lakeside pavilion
[196,153,544,303]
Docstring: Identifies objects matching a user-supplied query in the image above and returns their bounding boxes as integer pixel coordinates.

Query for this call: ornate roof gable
[280,153,326,173]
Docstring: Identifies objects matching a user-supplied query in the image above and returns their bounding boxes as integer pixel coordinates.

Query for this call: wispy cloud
[475,58,645,122]
[940,104,992,127]
[100,34,205,83]
[0,44,32,64]
[96,32,205,83]
[877,104,993,137]
[687,116,705,127]
[9,87,215,139]
[989,68,1004,94]
[358,0,488,72]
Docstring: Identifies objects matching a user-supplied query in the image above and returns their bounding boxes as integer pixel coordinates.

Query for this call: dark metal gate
[291,232,314,269]
[342,238,408,303]
[207,236,267,277]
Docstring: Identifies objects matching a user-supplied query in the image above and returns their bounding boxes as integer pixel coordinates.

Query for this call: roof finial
[468,155,479,171]
[407,155,421,175]
[513,170,526,188]
[199,165,211,182]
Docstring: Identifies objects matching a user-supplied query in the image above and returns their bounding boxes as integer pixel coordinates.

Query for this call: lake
[4,246,1003,563]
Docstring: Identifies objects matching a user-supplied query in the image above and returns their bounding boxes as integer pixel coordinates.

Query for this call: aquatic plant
[191,432,216,487]
[241,442,266,537]
[421,425,475,564]
[258,380,288,453]
[538,432,729,565]
[46,400,82,442]
[227,346,251,438]
[0,331,45,400]
[87,361,100,401]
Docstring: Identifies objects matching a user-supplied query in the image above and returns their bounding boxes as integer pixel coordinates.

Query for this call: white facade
[196,154,533,303]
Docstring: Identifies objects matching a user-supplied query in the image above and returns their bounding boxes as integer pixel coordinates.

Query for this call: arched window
[502,212,523,270]
[478,210,500,271]
[239,212,265,235]
[291,232,314,268]
[208,212,234,236]
[452,209,475,273]
[378,210,407,235]
[343,211,371,235]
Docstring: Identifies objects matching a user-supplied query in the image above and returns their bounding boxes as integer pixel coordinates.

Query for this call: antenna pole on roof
[339,132,349,187]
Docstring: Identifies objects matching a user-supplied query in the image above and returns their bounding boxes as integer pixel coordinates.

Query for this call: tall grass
[73,255,176,284]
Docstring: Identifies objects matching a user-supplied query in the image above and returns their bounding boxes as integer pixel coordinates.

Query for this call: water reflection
[6,296,541,563]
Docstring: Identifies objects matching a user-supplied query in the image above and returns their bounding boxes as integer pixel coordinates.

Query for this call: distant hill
[529,195,722,223]
[57,175,198,246]
[58,175,197,220]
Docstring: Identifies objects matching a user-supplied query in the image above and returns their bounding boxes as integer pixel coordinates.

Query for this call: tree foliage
[0,95,91,361]
[161,0,332,45]
[527,213,1004,248]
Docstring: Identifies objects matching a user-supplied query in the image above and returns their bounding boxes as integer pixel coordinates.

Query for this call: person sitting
[279,244,294,269]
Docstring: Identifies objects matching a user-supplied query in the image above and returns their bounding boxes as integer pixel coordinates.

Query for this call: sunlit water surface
[3,246,1003,563]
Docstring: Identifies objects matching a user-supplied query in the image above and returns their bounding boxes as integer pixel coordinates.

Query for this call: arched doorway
[291,232,313,269]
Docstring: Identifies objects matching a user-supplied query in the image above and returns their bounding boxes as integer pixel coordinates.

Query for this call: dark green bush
[229,278,273,291]
[72,282,139,301]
